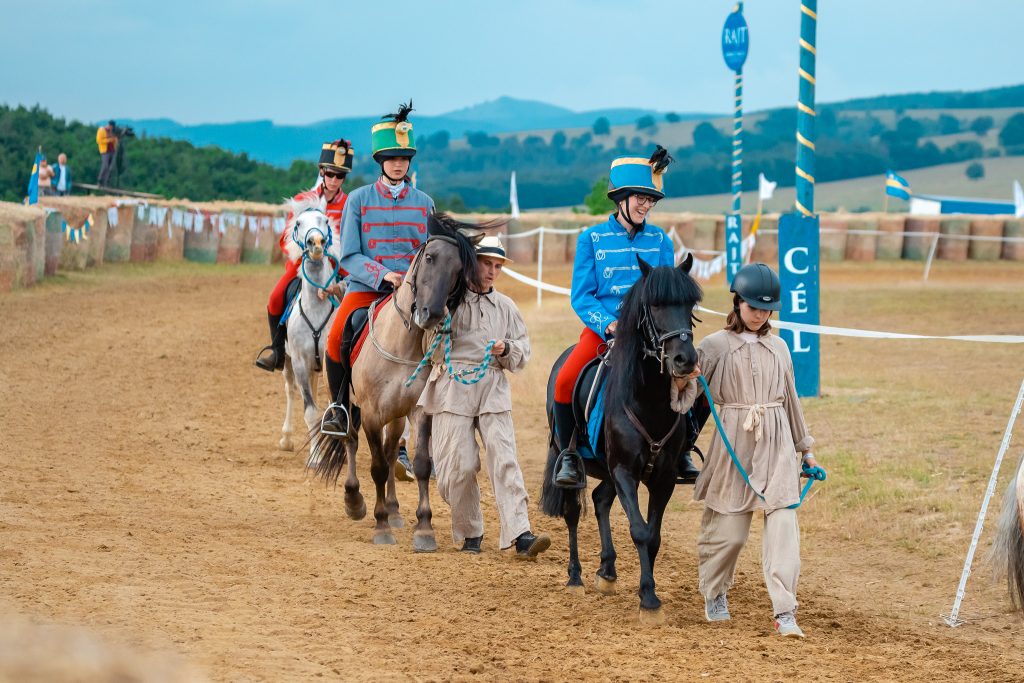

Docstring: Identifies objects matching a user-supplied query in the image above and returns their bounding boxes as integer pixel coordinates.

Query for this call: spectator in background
[54,153,72,196]
[37,158,55,196]
[96,121,118,186]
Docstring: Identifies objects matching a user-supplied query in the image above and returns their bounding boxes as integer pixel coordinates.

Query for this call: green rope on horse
[444,336,496,386]
[403,314,451,388]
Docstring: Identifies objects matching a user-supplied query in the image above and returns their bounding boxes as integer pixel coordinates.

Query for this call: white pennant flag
[510,171,521,219]
[758,173,777,201]
[107,206,119,228]
[1014,180,1024,218]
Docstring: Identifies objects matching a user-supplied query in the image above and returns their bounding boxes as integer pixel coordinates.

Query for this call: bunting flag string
[107,207,119,228]
[62,213,93,244]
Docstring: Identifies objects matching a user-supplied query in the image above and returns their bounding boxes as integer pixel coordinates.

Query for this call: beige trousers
[697,507,801,616]
[430,411,531,549]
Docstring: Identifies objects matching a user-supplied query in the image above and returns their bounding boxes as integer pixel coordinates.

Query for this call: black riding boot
[321,355,350,436]
[255,312,286,372]
[552,401,582,487]
[676,450,701,484]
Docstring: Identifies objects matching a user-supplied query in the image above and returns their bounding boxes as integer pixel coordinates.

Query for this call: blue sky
[3,0,1021,124]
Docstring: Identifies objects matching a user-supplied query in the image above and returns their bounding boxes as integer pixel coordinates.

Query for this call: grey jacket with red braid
[339,179,434,293]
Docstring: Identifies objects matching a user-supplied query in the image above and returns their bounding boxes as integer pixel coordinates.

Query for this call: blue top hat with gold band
[607,145,672,202]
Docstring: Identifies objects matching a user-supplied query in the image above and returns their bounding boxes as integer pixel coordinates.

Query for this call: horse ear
[459,227,486,246]
[678,251,694,274]
[636,254,652,276]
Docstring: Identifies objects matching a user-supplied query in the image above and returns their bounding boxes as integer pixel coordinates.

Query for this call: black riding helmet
[730,263,781,311]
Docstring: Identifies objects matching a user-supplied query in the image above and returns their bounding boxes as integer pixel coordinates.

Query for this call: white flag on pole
[758,173,777,201]
[1014,180,1024,218]
[510,171,521,219]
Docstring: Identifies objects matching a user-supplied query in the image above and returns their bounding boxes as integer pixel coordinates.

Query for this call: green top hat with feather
[372,100,417,162]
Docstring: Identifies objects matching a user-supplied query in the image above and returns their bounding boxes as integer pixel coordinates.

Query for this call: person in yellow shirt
[96,121,118,187]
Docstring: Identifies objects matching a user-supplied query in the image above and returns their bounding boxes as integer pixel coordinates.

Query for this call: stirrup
[254,344,276,370]
[675,446,704,486]
[320,402,350,438]
[553,449,587,490]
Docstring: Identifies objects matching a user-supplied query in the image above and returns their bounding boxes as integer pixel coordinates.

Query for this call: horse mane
[285,193,327,233]
[424,212,497,309]
[604,264,703,407]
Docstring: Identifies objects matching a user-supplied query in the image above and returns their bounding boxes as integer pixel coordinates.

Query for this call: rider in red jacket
[255,139,353,371]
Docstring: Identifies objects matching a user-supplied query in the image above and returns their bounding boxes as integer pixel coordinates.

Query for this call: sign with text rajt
[725,214,742,284]
[778,212,820,397]
[722,7,749,73]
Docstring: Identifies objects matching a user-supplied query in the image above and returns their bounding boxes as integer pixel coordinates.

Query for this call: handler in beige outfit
[418,236,550,558]
[693,263,823,638]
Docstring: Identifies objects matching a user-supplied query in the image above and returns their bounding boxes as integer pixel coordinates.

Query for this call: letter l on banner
[778,212,820,397]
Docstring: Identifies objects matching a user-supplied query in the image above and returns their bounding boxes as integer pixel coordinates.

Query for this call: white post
[923,232,940,282]
[943,376,1024,627]
[536,227,545,307]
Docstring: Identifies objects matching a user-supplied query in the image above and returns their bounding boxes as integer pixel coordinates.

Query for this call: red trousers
[267,260,300,316]
[554,327,605,404]
[326,291,381,363]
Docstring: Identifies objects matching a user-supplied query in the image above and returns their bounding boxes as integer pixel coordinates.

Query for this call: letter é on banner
[778,212,820,397]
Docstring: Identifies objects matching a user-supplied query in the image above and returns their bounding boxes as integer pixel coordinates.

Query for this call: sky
[3,0,1022,125]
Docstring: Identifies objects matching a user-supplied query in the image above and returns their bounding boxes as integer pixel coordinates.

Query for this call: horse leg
[293,356,322,466]
[643,476,676,589]
[592,478,618,595]
[564,482,584,593]
[383,418,405,528]
[279,356,295,451]
[412,411,437,553]
[611,466,663,622]
[365,425,396,544]
[343,433,365,520]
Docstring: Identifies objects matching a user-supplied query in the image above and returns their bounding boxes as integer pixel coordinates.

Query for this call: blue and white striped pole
[721,3,749,284]
[779,0,821,398]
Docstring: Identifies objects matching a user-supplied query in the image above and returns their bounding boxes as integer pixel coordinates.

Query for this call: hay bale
[104,204,135,263]
[903,217,940,260]
[968,218,1004,261]
[819,214,849,261]
[937,217,970,261]
[216,216,244,265]
[713,216,726,251]
[506,217,538,263]
[875,214,905,260]
[43,210,63,276]
[130,205,160,262]
[690,216,717,254]
[845,216,878,262]
[0,203,46,292]
[749,214,779,263]
[156,206,185,261]
[183,212,219,263]
[27,216,45,284]
[1003,219,1024,261]
[242,215,275,265]
[660,213,695,250]
[53,204,97,271]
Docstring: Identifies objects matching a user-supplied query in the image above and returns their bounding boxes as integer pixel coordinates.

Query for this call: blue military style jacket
[570,214,676,339]
[339,179,435,293]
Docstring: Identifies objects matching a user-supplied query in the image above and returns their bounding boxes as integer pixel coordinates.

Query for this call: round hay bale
[713,216,726,251]
[506,218,538,264]
[54,206,92,271]
[968,218,1004,261]
[690,216,717,254]
[86,209,108,268]
[104,204,135,263]
[1002,218,1024,261]
[241,215,275,265]
[44,210,63,276]
[27,215,45,285]
[660,213,695,249]
[156,207,185,261]
[183,213,218,263]
[819,214,849,261]
[749,214,779,263]
[903,217,940,260]
[937,217,970,261]
[845,216,878,261]
[875,214,905,260]
[130,205,160,262]
[216,219,244,265]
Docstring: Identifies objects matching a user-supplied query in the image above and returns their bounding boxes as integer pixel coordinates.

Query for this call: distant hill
[825,83,1024,111]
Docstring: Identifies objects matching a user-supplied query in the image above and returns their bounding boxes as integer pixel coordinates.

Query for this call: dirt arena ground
[2,259,1024,682]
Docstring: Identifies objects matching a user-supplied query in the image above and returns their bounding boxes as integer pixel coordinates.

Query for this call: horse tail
[539,347,586,518]
[305,417,355,485]
[992,458,1024,611]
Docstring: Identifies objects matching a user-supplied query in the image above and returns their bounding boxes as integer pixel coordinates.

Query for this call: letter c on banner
[784,246,810,275]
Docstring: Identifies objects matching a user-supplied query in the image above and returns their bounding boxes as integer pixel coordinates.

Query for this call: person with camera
[96,121,118,187]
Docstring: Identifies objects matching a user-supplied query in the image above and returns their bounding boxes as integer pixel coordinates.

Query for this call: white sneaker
[704,593,730,622]
[773,611,805,638]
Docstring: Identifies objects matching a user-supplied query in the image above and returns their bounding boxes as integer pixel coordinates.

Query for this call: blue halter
[292,208,341,305]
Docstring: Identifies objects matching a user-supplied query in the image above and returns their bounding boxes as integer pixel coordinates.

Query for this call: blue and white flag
[885,170,911,200]
[27,150,43,205]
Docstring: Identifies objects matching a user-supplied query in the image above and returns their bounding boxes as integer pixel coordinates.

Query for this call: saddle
[279,277,302,323]
[340,293,393,369]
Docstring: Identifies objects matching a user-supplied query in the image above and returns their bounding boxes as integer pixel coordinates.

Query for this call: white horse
[279,195,341,464]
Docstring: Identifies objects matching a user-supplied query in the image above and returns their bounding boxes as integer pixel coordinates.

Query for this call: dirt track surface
[2,263,1023,682]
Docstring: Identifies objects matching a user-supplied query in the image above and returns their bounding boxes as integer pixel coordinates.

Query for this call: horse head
[288,195,332,263]
[408,213,486,330]
[631,252,702,379]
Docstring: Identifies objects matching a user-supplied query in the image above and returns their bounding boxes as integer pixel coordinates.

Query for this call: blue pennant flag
[885,170,911,200]
[27,150,43,205]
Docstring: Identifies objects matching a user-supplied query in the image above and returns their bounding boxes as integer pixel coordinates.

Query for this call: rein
[638,303,693,375]
[297,293,334,371]
[624,406,682,482]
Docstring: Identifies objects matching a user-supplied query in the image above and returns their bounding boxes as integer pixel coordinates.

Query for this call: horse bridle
[638,303,694,376]
[393,234,464,331]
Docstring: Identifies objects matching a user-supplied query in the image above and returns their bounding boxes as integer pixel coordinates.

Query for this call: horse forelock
[286,194,328,236]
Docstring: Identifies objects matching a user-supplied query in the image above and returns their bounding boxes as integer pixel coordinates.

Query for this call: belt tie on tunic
[721,402,782,443]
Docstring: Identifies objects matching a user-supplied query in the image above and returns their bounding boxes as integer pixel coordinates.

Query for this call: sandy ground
[2,261,1024,682]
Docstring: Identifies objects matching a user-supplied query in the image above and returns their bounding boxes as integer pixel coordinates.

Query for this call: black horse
[540,254,702,622]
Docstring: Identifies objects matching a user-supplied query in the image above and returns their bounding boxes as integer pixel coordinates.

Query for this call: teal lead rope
[444,337,496,386]
[404,314,451,388]
[697,375,823,510]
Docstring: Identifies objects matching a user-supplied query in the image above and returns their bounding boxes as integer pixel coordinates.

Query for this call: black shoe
[461,536,483,554]
[676,450,701,485]
[514,531,551,559]
[554,453,582,488]
[321,356,350,437]
[255,312,286,372]
[552,402,583,488]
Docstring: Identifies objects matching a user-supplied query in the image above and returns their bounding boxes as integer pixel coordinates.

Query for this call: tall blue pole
[795,0,817,215]
[722,3,749,284]
[731,8,743,218]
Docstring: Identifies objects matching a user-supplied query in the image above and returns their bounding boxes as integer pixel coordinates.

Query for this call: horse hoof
[565,584,585,597]
[278,438,293,451]
[412,532,437,553]
[373,531,396,545]
[638,607,666,627]
[346,502,367,521]
[388,514,405,529]
[593,574,617,595]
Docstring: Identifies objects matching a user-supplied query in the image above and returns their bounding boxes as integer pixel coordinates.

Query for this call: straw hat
[475,235,512,262]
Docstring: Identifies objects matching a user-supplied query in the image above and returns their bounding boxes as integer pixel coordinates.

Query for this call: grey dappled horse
[279,196,340,464]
